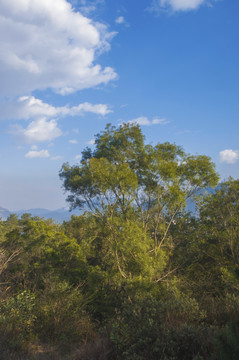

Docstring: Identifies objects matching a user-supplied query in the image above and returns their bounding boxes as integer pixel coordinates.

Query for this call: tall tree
[60,123,218,283]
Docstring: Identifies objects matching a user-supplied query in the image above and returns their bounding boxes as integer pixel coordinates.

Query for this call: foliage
[1,124,239,359]
[1,215,88,289]
[60,123,218,292]
[215,322,239,360]
[169,179,239,323]
[111,293,214,360]
[0,290,36,350]
[35,279,94,347]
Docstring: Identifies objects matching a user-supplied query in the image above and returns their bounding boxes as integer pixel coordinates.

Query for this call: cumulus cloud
[0,0,116,97]
[1,96,112,121]
[25,149,50,158]
[4,96,111,144]
[87,139,95,145]
[127,116,169,126]
[11,118,62,144]
[150,0,215,12]
[1,1,116,152]
[219,149,239,164]
[69,139,78,144]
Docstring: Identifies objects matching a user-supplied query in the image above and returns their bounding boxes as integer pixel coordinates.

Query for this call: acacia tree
[60,123,218,283]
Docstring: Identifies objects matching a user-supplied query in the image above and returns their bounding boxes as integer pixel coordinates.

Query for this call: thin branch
[157,207,179,249]
[155,267,178,283]
[115,250,127,279]
[0,249,20,276]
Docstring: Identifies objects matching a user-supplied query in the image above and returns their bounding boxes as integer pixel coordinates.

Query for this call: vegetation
[0,123,238,359]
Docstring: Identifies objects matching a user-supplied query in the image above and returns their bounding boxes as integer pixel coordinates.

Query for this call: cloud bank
[5,96,111,144]
[0,0,116,97]
[1,96,112,121]
[0,1,116,151]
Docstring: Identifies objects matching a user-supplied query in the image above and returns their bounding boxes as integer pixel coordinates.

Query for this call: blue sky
[0,0,239,210]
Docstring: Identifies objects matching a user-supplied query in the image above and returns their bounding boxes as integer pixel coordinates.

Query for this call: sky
[0,0,239,210]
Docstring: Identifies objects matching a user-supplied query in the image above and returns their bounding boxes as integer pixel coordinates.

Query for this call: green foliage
[0,290,36,349]
[35,279,94,347]
[187,180,239,297]
[60,124,218,220]
[1,215,88,289]
[59,123,218,292]
[111,292,214,360]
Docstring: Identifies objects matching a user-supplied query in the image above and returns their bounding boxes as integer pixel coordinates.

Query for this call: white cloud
[87,139,95,145]
[152,117,169,124]
[127,116,169,126]
[4,96,111,144]
[0,0,116,97]
[69,139,78,144]
[219,149,239,164]
[1,96,112,121]
[11,118,62,144]
[115,16,125,24]
[129,117,151,126]
[25,149,50,158]
[150,0,215,12]
[70,102,112,116]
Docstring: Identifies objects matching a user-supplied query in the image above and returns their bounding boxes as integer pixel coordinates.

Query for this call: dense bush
[215,322,239,360]
[35,279,94,347]
[110,292,215,360]
[0,290,36,351]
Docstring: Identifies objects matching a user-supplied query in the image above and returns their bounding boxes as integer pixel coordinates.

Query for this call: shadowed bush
[214,321,239,360]
[35,279,94,348]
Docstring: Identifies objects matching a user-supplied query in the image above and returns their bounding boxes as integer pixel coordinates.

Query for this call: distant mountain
[0,207,11,221]
[0,207,82,223]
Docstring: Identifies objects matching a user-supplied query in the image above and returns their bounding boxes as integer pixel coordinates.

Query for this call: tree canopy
[60,123,218,241]
[60,123,219,284]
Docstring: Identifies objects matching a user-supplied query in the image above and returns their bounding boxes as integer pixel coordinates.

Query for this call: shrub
[214,321,239,360]
[35,279,94,348]
[0,290,36,351]
[111,294,215,360]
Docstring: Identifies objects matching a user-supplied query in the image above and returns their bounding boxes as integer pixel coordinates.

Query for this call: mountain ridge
[0,206,81,223]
